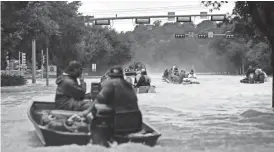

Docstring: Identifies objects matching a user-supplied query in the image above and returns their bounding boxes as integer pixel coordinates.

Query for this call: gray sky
[78,0,236,32]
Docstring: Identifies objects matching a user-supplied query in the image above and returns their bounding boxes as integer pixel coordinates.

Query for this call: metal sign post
[19,52,21,75]
[41,50,44,79]
[32,39,36,84]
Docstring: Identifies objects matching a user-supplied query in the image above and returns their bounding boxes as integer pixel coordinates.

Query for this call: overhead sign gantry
[84,13,234,39]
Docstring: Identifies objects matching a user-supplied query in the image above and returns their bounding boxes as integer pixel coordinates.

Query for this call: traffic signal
[42,55,46,64]
[21,53,26,68]
[198,34,208,39]
[175,34,186,38]
[225,34,234,39]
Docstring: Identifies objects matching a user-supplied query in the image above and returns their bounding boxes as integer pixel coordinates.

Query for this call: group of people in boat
[101,68,152,88]
[54,61,144,146]
[241,65,268,83]
[162,65,197,83]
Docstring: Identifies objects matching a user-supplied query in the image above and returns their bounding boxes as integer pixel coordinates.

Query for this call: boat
[27,101,161,146]
[134,85,156,94]
[163,77,200,84]
[183,78,200,84]
[240,73,266,84]
[124,69,156,94]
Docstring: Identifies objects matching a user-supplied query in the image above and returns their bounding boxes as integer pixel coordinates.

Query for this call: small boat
[240,73,266,84]
[28,101,161,146]
[134,85,156,94]
[183,78,200,84]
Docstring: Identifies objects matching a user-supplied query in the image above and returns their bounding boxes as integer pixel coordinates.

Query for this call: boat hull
[28,101,161,146]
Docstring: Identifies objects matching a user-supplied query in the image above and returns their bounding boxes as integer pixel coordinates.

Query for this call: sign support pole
[32,39,36,84]
[41,50,44,79]
[46,48,49,86]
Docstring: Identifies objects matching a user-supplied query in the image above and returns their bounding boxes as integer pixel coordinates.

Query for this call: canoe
[27,101,161,146]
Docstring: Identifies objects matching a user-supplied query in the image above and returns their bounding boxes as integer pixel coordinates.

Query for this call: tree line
[1,1,273,75]
[1,1,132,75]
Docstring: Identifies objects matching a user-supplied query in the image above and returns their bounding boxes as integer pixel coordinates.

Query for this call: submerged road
[1,74,274,152]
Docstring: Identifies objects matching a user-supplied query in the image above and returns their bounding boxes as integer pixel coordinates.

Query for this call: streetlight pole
[32,39,36,84]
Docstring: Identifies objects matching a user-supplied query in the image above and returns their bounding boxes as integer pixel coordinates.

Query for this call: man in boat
[136,70,151,87]
[163,69,169,79]
[134,69,143,86]
[178,70,187,84]
[78,66,142,146]
[241,65,257,83]
[55,61,91,111]
[254,68,267,83]
[245,65,256,78]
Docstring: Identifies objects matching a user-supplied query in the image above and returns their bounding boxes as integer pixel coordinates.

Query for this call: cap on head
[68,61,82,69]
[108,65,124,78]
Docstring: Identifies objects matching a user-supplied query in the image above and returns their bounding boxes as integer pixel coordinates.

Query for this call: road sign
[200,12,208,19]
[92,64,96,72]
[208,32,214,38]
[168,12,175,22]
[177,16,191,22]
[211,15,226,21]
[95,19,110,25]
[135,18,150,24]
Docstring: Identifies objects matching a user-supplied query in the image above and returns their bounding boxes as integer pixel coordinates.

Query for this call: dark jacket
[136,74,151,87]
[55,73,86,109]
[163,70,169,78]
[246,68,256,77]
[96,78,139,112]
[178,71,186,83]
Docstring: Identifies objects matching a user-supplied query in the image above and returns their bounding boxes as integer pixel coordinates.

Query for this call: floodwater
[1,75,274,152]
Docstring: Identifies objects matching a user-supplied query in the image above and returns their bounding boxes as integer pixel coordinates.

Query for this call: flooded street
[1,74,274,152]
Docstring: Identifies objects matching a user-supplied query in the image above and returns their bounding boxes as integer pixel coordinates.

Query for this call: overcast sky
[77,0,236,32]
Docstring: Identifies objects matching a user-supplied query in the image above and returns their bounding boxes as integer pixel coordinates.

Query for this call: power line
[84,8,208,16]
[82,4,204,12]
[81,4,206,14]
[83,8,206,15]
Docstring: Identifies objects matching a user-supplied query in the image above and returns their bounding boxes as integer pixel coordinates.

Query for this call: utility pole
[41,50,44,79]
[32,39,36,84]
[19,52,21,76]
[242,58,245,75]
[46,48,49,86]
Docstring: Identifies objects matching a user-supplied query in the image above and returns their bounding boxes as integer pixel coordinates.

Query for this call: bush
[1,74,27,86]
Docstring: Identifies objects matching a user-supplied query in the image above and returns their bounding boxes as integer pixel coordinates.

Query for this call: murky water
[1,75,274,152]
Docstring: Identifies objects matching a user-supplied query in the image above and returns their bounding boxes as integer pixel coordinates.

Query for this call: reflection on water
[1,75,274,152]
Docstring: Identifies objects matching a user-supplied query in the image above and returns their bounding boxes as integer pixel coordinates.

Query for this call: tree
[202,1,274,107]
